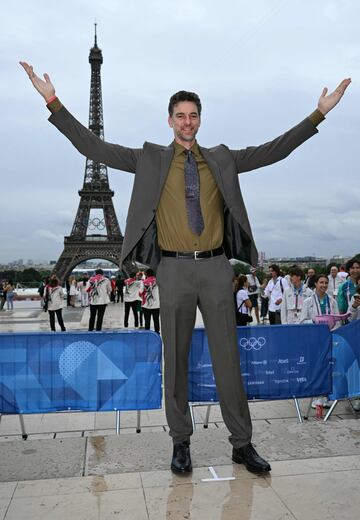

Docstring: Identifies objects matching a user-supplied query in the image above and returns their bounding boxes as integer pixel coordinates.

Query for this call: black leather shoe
[171,441,192,473]
[232,443,271,473]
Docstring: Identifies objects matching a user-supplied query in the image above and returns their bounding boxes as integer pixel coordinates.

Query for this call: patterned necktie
[184,150,204,235]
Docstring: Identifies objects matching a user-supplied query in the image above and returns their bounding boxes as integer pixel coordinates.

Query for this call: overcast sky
[1,0,359,264]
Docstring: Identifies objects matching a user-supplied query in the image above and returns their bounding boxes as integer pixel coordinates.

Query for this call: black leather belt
[161,247,224,260]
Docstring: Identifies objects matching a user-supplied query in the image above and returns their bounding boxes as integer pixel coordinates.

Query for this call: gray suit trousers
[156,253,252,448]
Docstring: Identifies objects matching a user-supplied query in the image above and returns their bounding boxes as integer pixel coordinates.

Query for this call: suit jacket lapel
[198,146,226,198]
[159,144,175,196]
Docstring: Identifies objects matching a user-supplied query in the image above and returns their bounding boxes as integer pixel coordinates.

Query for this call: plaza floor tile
[269,468,360,520]
[14,472,141,498]
[144,477,295,520]
[5,488,148,520]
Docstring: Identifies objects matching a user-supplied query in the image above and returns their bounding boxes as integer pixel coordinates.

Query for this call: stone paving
[0,301,359,519]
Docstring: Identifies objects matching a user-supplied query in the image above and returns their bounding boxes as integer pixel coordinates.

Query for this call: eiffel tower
[53,26,123,281]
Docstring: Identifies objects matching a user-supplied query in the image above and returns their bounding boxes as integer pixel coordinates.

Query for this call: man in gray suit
[20,61,350,474]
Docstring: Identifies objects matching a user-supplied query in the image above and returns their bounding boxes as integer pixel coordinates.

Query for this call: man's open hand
[318,78,351,115]
[19,61,55,102]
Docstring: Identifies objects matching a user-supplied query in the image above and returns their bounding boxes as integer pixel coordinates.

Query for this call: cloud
[55,210,76,226]
[34,230,63,243]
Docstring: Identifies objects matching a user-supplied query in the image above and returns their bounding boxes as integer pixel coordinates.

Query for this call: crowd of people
[30,268,160,334]
[4,259,359,334]
[233,257,360,411]
[234,258,360,328]
[123,270,160,333]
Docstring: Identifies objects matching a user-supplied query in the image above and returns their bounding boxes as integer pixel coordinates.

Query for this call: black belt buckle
[194,250,205,260]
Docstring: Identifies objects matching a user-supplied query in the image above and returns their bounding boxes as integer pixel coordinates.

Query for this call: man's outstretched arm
[19,62,141,173]
[231,78,351,174]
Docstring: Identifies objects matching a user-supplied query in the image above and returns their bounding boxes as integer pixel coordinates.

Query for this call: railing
[0,321,359,436]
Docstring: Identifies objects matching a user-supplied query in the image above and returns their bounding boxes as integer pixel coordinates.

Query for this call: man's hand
[318,78,351,115]
[19,62,55,102]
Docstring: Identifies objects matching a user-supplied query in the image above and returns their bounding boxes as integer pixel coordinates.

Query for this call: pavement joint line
[82,436,88,477]
[139,472,151,520]
[266,481,298,520]
[3,479,18,520]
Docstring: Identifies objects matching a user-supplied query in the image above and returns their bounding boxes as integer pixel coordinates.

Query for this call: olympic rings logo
[239,337,266,350]
[88,218,106,231]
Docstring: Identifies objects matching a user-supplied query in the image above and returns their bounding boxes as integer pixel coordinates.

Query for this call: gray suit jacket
[49,107,318,268]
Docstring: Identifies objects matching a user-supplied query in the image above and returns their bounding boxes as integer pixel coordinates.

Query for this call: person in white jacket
[281,267,313,324]
[123,273,142,328]
[139,269,160,333]
[45,275,66,332]
[264,264,289,325]
[300,273,340,410]
[86,269,112,331]
[300,274,340,326]
[326,266,342,299]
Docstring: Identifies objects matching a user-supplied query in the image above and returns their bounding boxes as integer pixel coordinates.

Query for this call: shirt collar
[173,140,201,158]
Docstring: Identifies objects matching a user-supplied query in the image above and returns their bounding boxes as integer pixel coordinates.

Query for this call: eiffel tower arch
[53,26,123,281]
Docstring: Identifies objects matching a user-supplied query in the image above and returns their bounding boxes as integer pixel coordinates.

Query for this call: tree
[16,268,42,284]
[233,262,250,276]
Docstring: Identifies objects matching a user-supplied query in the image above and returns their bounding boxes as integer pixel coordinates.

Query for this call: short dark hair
[95,268,103,275]
[268,264,280,276]
[345,257,360,271]
[289,266,304,279]
[314,274,328,284]
[168,90,202,116]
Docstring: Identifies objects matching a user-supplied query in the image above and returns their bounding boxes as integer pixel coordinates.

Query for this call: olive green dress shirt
[156,141,224,251]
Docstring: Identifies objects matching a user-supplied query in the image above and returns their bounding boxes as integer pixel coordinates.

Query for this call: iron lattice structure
[53,27,123,281]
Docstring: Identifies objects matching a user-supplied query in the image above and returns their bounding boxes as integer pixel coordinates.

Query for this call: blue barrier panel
[189,324,332,401]
[330,319,360,400]
[0,330,162,414]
